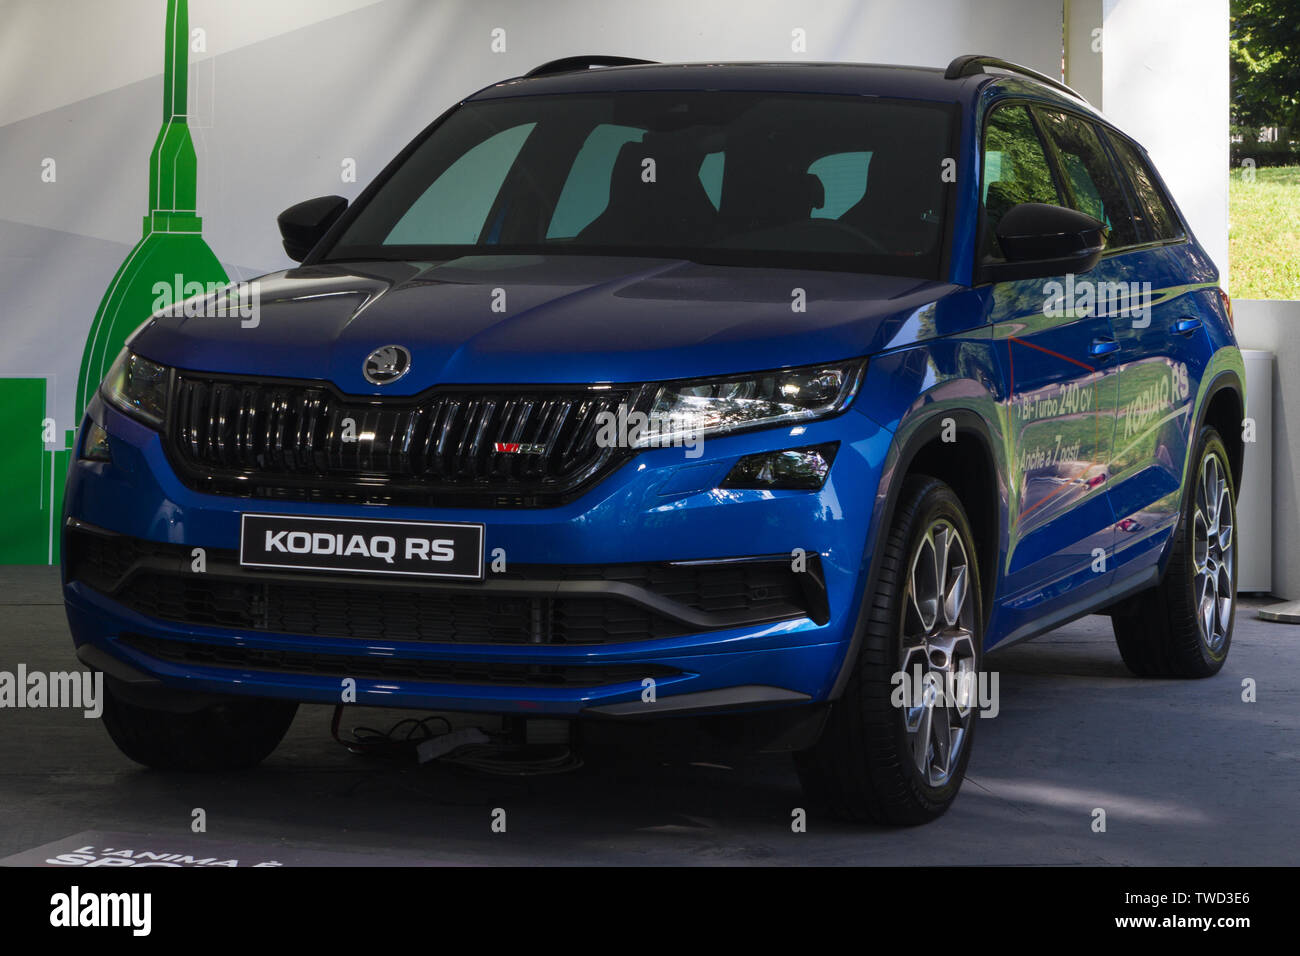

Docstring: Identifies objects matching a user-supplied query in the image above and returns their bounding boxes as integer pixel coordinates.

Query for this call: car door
[1093,129,1214,576]
[979,103,1120,642]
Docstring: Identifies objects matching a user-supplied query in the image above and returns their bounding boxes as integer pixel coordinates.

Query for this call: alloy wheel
[899,519,978,787]
[1192,450,1235,655]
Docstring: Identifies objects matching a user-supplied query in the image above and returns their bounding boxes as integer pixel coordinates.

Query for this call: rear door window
[1034,109,1139,248]
[1104,133,1185,241]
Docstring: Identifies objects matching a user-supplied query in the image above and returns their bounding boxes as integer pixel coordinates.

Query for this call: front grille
[119,633,676,687]
[66,526,821,646]
[63,532,182,590]
[167,373,641,506]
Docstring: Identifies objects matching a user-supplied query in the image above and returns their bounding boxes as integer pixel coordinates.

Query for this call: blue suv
[64,55,1244,824]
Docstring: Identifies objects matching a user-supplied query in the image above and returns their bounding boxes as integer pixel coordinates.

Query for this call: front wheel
[795,476,984,825]
[1112,425,1237,677]
[101,679,298,771]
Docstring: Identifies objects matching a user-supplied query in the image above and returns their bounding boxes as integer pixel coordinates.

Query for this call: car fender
[827,342,1006,699]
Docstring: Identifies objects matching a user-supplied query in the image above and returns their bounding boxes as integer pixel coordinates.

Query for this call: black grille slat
[558,398,601,470]
[463,399,496,479]
[326,404,346,472]
[268,389,290,472]
[431,399,461,479]
[537,400,573,480]
[304,390,326,472]
[396,406,422,476]
[206,383,222,466]
[168,374,636,505]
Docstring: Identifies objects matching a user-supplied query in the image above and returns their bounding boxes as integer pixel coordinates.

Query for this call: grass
[1229,164,1300,300]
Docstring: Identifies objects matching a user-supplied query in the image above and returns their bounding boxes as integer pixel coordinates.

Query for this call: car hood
[131,255,976,394]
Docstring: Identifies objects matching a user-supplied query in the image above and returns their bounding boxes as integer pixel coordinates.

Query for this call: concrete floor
[1,565,1296,865]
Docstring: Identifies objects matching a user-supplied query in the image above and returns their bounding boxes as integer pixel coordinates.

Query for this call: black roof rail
[944,54,1088,103]
[524,55,657,78]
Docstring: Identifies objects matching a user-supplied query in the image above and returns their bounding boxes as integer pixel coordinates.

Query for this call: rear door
[1092,129,1214,576]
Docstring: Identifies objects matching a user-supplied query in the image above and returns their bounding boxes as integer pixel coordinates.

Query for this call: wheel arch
[1148,357,1244,590]
[1197,369,1245,495]
[828,405,1005,699]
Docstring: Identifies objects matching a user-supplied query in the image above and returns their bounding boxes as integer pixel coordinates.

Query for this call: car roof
[469,60,1095,114]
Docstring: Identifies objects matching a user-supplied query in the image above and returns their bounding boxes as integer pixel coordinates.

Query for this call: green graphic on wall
[0,380,74,564]
[0,0,226,564]
[76,0,228,414]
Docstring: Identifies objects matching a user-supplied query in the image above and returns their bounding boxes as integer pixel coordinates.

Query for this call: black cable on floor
[328,705,583,774]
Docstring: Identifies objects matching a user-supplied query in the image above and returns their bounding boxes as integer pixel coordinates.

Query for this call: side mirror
[277,196,348,262]
[979,202,1107,283]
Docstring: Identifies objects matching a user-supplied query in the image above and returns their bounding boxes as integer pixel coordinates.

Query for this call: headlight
[102,349,171,427]
[635,360,864,447]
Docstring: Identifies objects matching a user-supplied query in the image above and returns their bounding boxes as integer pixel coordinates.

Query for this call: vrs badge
[493,442,547,454]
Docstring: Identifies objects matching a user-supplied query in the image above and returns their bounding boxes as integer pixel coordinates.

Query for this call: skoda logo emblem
[363,345,412,385]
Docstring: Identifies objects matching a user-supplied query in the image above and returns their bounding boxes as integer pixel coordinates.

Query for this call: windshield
[324,91,956,278]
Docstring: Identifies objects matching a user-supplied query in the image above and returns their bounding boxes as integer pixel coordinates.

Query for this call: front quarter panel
[827,292,1008,694]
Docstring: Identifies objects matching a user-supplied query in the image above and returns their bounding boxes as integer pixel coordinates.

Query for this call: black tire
[795,476,984,825]
[1112,426,1237,678]
[101,681,298,771]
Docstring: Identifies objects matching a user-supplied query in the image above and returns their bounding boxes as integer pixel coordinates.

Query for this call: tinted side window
[980,105,1061,258]
[1035,110,1139,248]
[1105,133,1184,241]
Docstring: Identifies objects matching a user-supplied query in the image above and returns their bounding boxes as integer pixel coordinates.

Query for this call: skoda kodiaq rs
[64,55,1244,824]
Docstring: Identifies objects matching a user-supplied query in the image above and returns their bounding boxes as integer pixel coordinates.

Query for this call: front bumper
[63,398,892,718]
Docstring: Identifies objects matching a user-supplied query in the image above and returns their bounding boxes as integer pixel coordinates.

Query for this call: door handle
[1089,337,1121,357]
[1173,317,1203,335]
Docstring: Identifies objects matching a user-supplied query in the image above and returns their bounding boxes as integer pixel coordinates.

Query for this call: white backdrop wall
[0,0,1066,436]
[1097,0,1230,288]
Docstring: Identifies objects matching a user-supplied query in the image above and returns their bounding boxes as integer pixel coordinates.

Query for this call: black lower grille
[167,374,640,506]
[63,532,183,588]
[119,633,675,687]
[114,573,705,644]
[66,525,820,646]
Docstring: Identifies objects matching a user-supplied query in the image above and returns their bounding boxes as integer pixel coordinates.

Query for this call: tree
[1231,0,1300,139]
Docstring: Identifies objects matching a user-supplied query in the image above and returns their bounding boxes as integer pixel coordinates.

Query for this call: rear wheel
[795,476,983,825]
[1112,426,1236,677]
[101,680,298,771]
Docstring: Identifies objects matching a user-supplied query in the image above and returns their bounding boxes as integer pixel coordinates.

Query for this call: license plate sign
[239,514,484,580]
